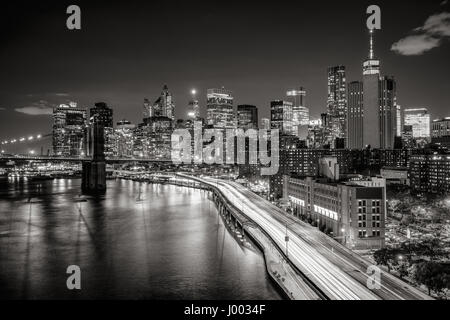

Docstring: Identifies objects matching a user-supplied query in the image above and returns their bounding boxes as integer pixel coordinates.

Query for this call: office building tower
[89,102,114,157]
[152,85,175,120]
[146,116,173,160]
[90,102,113,128]
[143,98,152,120]
[270,100,294,135]
[402,125,414,148]
[287,87,310,130]
[404,108,431,138]
[188,100,200,120]
[261,118,270,130]
[347,81,364,149]
[327,66,347,146]
[237,105,258,130]
[206,88,234,129]
[379,76,397,149]
[410,154,450,195]
[116,120,135,158]
[52,103,87,157]
[363,29,381,149]
[431,117,450,148]
[396,105,403,137]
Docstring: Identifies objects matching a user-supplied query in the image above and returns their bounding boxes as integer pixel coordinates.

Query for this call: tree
[415,262,450,297]
[374,248,393,272]
[397,263,409,280]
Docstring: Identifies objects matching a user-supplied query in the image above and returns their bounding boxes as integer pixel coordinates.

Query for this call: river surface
[0,177,281,300]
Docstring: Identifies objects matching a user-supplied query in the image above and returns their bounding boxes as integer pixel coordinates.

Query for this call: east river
[0,178,281,300]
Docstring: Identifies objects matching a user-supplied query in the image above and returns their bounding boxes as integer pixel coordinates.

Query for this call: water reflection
[0,178,281,300]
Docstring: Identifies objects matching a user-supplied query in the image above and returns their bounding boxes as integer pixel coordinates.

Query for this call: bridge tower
[82,119,106,193]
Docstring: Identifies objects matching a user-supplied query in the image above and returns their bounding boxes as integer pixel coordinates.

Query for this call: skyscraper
[152,85,175,120]
[52,103,87,157]
[287,87,310,131]
[379,76,397,149]
[363,29,381,149]
[206,88,234,129]
[327,66,347,146]
[347,81,364,149]
[271,100,294,135]
[404,108,431,138]
[237,105,258,130]
[89,102,114,158]
[143,98,152,120]
[90,102,113,128]
[396,105,403,137]
[261,118,270,130]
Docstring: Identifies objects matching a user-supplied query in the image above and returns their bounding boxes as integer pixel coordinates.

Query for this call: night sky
[1,0,449,150]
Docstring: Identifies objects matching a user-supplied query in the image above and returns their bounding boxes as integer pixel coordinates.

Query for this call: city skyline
[1,0,450,143]
[1,1,450,303]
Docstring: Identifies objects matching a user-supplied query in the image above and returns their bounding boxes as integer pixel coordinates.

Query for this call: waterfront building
[52,103,87,157]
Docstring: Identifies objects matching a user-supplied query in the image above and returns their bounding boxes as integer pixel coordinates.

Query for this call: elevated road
[181,174,432,300]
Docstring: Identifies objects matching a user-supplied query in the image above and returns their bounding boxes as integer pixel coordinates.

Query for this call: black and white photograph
[0,0,449,308]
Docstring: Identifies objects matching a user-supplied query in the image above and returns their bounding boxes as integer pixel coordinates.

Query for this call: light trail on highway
[182,174,432,300]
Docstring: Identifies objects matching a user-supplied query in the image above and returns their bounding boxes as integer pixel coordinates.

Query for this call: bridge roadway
[0,155,171,163]
[179,174,432,301]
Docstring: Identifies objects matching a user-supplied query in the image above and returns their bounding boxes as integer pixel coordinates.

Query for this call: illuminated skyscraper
[271,100,294,135]
[347,81,364,149]
[404,108,431,138]
[396,105,403,137]
[261,118,270,130]
[363,29,381,149]
[89,102,114,157]
[206,87,234,129]
[152,85,175,120]
[379,76,397,149]
[90,102,113,128]
[287,87,310,130]
[52,103,87,157]
[143,98,152,120]
[116,120,135,158]
[327,66,347,146]
[237,105,258,130]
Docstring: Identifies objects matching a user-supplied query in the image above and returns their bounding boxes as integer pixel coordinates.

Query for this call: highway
[184,175,432,300]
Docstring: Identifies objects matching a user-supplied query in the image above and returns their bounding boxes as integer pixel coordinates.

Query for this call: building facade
[150,85,175,121]
[347,81,364,149]
[284,175,386,250]
[327,66,347,147]
[287,87,310,135]
[206,88,234,129]
[271,100,294,135]
[404,108,431,139]
[237,105,258,130]
[52,103,87,157]
[410,153,450,195]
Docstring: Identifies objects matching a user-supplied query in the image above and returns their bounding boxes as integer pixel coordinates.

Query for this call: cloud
[391,34,441,55]
[54,93,70,97]
[391,11,450,55]
[441,1,448,6]
[15,100,54,116]
[416,12,450,36]
[0,107,5,111]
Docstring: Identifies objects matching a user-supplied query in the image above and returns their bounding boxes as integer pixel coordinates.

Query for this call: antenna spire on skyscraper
[369,28,375,60]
